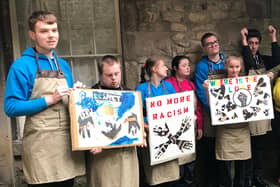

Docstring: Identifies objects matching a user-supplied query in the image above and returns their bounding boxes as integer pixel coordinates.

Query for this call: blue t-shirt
[135,80,176,122]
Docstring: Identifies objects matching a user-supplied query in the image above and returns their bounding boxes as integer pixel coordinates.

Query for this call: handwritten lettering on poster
[69,89,145,150]
[146,91,195,166]
[208,75,274,125]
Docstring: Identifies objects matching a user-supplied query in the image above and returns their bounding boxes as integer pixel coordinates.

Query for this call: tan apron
[23,54,85,184]
[139,82,179,185]
[139,142,179,185]
[175,78,197,165]
[215,123,251,160]
[87,147,139,187]
[248,68,272,136]
[203,71,227,137]
[87,84,139,187]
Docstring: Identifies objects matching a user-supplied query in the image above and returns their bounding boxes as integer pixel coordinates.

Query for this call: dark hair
[28,10,57,31]
[247,29,262,43]
[171,56,191,76]
[201,32,217,46]
[140,57,161,83]
[98,55,120,74]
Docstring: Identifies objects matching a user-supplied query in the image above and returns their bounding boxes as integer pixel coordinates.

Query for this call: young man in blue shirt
[4,11,85,187]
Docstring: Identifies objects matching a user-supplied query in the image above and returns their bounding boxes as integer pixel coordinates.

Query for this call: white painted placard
[146,91,195,166]
[208,75,274,125]
[69,89,145,150]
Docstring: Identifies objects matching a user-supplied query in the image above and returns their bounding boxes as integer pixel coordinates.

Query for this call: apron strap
[208,54,225,75]
[34,49,65,78]
[35,51,42,75]
[187,79,194,90]
[175,77,183,92]
[148,81,167,97]
[175,77,194,92]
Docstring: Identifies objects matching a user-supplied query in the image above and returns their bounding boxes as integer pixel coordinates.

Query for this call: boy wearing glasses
[240,26,280,187]
[194,33,226,187]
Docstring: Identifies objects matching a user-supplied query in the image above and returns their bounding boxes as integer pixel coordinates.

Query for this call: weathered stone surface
[134,32,172,57]
[173,0,185,12]
[121,1,137,31]
[136,56,149,64]
[229,0,246,18]
[192,24,216,31]
[188,40,203,53]
[158,0,172,12]
[171,33,190,47]
[211,11,228,20]
[171,43,186,55]
[161,11,184,22]
[195,31,215,41]
[124,61,140,89]
[140,8,159,23]
[245,0,272,18]
[216,20,246,48]
[170,23,187,32]
[188,12,208,23]
[122,33,136,61]
[272,0,280,17]
[139,21,170,32]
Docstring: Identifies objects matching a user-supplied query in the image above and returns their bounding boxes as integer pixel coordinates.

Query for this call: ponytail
[140,65,147,83]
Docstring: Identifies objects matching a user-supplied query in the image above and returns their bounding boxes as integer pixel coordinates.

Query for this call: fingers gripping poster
[69,89,145,150]
[208,75,274,125]
[146,91,195,166]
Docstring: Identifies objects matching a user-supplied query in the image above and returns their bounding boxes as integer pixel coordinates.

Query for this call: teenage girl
[165,55,203,186]
[136,57,179,187]
[203,56,251,187]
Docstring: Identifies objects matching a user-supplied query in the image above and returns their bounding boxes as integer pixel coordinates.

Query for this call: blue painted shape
[117,92,135,120]
[109,136,138,145]
[76,90,100,112]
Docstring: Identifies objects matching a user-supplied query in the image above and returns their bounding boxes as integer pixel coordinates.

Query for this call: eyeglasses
[204,40,219,48]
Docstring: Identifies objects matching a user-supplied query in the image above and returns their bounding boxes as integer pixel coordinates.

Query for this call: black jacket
[242,42,280,75]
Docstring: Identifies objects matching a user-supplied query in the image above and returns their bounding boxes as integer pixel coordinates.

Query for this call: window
[10,0,122,150]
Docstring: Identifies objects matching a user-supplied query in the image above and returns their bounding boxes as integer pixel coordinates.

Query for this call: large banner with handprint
[69,89,145,150]
[208,75,274,125]
[146,91,195,166]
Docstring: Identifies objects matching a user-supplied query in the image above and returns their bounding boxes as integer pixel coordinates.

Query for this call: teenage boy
[241,25,280,187]
[4,11,85,187]
[194,32,226,187]
[87,55,139,187]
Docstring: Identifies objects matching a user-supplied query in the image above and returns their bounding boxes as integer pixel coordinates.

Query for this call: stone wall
[120,0,280,89]
[120,0,280,181]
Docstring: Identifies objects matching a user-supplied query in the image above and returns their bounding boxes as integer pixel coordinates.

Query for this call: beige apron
[248,68,272,136]
[178,95,196,165]
[203,72,227,137]
[87,147,139,187]
[23,55,85,184]
[175,79,197,165]
[87,84,139,187]
[139,82,179,185]
[139,143,179,185]
[215,123,251,160]
[178,129,196,165]
[178,153,196,166]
